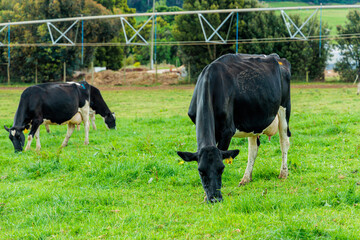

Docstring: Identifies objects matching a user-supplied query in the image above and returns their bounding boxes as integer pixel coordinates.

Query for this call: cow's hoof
[278,170,288,179]
[61,143,67,148]
[239,177,251,186]
[35,147,41,151]
[84,141,89,145]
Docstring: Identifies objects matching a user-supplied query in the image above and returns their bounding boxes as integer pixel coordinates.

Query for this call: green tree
[131,4,182,66]
[93,0,135,70]
[334,10,360,82]
[0,0,120,82]
[174,0,329,82]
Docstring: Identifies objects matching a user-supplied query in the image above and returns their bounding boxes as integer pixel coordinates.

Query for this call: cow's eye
[198,170,205,177]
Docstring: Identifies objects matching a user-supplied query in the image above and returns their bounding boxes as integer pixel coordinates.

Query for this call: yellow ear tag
[278,61,283,65]
[24,129,29,134]
[225,157,233,164]
[178,161,185,165]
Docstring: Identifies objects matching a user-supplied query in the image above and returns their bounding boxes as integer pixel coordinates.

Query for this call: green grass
[265,2,355,36]
[1,85,360,238]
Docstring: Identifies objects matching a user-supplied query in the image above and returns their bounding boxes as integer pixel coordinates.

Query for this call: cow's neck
[195,96,217,150]
[93,103,111,118]
[13,103,28,127]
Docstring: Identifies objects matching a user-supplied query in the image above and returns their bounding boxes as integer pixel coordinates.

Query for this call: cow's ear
[177,151,198,162]
[4,125,10,132]
[221,149,239,160]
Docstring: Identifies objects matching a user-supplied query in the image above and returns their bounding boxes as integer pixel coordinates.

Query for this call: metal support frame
[81,18,84,65]
[120,16,154,45]
[154,14,157,64]
[281,8,319,40]
[0,4,360,48]
[198,12,234,44]
[8,23,10,65]
[47,20,79,45]
[0,25,7,46]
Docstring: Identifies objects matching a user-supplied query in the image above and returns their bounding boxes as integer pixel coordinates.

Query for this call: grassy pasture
[1,85,360,239]
[265,2,354,36]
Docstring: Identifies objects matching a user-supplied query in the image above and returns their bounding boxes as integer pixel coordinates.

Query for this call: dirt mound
[85,69,180,86]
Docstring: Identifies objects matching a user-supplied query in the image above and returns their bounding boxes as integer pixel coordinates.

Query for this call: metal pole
[236,9,239,54]
[81,16,84,65]
[63,62,66,82]
[319,3,322,57]
[7,21,10,84]
[7,63,10,85]
[150,0,155,70]
[154,13,157,81]
[1,4,360,27]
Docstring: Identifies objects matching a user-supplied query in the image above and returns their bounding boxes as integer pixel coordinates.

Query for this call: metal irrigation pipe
[1,5,360,27]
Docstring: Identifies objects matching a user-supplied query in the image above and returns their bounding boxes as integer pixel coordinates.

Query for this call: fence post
[91,61,94,85]
[7,62,10,85]
[35,61,38,84]
[305,67,309,83]
[63,62,66,82]
[123,48,126,83]
[188,63,191,83]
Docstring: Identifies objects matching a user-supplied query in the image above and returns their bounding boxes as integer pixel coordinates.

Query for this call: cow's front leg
[35,127,41,151]
[217,129,234,151]
[239,136,259,186]
[45,124,50,133]
[278,106,290,179]
[61,123,75,147]
[25,120,42,151]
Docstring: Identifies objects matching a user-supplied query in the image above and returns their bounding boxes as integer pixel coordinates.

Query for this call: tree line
[0,0,358,83]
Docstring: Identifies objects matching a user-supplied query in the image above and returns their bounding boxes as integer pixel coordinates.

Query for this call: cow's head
[4,125,26,152]
[104,112,116,129]
[177,146,239,203]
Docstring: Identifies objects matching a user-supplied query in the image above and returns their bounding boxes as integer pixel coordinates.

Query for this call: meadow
[266,2,355,36]
[1,84,360,239]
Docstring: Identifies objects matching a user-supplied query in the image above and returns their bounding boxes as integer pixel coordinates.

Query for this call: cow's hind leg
[90,111,97,130]
[239,136,259,186]
[278,106,290,179]
[35,128,41,151]
[79,101,90,145]
[61,123,75,147]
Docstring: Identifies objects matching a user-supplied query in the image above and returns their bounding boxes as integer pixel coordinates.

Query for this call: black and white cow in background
[4,81,91,152]
[44,84,116,132]
[177,53,291,203]
[89,84,116,130]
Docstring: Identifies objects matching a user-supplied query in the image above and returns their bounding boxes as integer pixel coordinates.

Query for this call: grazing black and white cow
[177,53,291,203]
[89,85,116,130]
[4,81,91,152]
[44,84,116,132]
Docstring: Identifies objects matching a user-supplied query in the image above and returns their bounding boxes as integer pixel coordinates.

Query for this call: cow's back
[190,54,283,135]
[22,82,89,124]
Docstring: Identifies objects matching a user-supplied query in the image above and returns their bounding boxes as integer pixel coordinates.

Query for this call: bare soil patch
[85,69,180,87]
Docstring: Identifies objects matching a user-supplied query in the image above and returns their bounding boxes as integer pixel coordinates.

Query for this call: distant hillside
[264,1,354,36]
[128,0,183,13]
[262,0,358,4]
